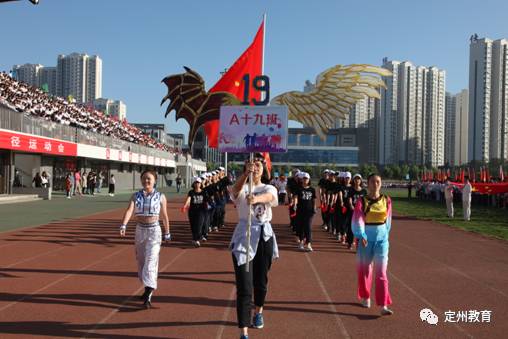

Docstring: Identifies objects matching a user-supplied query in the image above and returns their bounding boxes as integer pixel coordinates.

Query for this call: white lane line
[83,250,187,339]
[389,271,473,338]
[305,253,351,339]
[397,242,508,299]
[215,286,236,339]
[0,247,127,312]
[0,206,126,235]
[1,246,68,270]
[0,243,14,250]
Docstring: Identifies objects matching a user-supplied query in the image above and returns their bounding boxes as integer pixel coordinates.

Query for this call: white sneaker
[195,240,201,247]
[361,298,371,308]
[381,306,393,315]
[306,244,313,252]
[298,242,304,251]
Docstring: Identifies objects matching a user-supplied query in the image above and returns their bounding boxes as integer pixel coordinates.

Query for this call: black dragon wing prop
[161,66,240,147]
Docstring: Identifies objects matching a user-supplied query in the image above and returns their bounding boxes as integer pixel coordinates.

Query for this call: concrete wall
[110,164,174,192]
[7,153,176,193]
[12,187,52,199]
[14,153,41,187]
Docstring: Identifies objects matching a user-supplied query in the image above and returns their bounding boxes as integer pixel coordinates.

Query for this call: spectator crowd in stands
[0,72,178,153]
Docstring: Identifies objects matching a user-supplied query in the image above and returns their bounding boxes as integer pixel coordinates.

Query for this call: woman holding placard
[229,153,279,339]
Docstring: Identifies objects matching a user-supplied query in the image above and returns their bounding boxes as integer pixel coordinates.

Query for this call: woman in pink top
[74,170,81,195]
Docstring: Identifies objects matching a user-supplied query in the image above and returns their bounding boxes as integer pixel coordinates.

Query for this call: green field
[384,188,508,241]
[0,187,185,233]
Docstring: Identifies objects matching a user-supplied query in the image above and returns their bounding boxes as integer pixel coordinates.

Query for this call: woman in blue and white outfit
[230,153,279,339]
[119,169,171,308]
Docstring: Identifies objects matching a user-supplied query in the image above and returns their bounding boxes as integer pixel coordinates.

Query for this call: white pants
[135,224,162,289]
[445,198,454,218]
[462,199,471,221]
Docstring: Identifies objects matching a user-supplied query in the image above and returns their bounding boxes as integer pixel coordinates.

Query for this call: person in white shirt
[109,174,116,196]
[444,179,454,218]
[119,170,171,308]
[461,177,472,221]
[275,174,287,205]
[230,153,279,338]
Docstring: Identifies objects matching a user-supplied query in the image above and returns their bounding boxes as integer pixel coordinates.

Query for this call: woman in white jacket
[230,153,279,339]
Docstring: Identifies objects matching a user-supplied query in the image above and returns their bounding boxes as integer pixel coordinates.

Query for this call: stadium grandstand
[0,72,205,197]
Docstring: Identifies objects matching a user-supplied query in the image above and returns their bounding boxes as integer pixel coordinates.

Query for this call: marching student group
[119,154,393,339]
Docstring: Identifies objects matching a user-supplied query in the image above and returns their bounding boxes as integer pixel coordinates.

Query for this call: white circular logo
[420,308,439,325]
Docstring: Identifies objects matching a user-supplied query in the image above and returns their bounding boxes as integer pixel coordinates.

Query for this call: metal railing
[0,105,175,161]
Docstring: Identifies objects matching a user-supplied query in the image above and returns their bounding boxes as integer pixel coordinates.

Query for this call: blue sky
[1,0,507,142]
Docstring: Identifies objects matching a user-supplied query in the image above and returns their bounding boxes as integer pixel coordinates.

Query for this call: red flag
[450,181,508,194]
[262,152,272,173]
[205,18,265,148]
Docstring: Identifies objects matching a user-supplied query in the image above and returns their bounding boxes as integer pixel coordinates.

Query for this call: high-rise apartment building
[445,92,457,165]
[39,67,57,94]
[455,89,469,165]
[379,59,446,167]
[92,98,127,120]
[378,60,400,165]
[86,55,102,103]
[349,95,378,163]
[468,37,508,162]
[12,63,43,87]
[109,100,126,121]
[57,53,102,103]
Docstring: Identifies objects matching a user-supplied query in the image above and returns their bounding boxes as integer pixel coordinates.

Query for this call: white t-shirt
[232,183,278,224]
[276,180,287,194]
[462,183,472,200]
[444,184,453,200]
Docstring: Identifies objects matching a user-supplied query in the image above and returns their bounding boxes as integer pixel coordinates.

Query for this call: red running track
[0,197,507,338]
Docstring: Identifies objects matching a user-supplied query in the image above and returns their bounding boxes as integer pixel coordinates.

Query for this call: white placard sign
[218,105,288,153]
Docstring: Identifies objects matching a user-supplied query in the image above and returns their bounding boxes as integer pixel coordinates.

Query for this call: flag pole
[246,14,266,273]
[262,13,266,76]
[246,152,253,272]
[225,152,228,175]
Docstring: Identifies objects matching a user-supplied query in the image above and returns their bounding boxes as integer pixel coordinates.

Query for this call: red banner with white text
[0,129,77,157]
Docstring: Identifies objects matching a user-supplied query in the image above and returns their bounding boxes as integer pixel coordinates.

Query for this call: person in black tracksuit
[217,168,231,228]
[318,171,330,229]
[327,173,339,236]
[339,172,353,245]
[294,172,317,252]
[347,173,367,250]
[332,173,346,241]
[210,171,222,232]
[322,172,334,232]
[183,177,208,247]
[201,175,213,240]
[287,171,300,233]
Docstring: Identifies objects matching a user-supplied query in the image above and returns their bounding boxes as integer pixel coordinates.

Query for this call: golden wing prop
[271,64,392,139]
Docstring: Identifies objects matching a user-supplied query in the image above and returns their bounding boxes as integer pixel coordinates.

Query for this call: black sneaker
[139,286,150,300]
[143,287,154,309]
